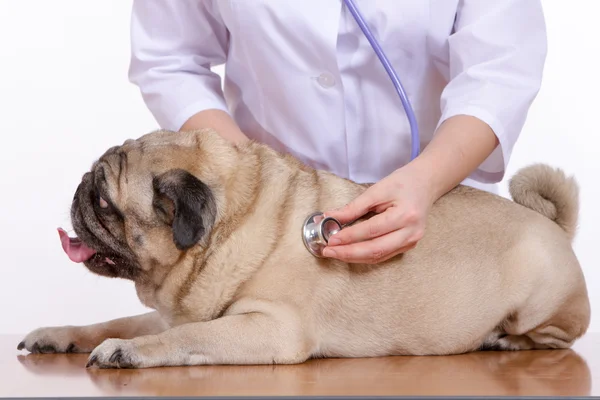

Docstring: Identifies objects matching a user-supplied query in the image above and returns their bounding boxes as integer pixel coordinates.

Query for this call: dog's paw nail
[109,349,122,364]
[66,343,76,353]
[17,341,25,351]
[39,344,57,353]
[86,355,98,368]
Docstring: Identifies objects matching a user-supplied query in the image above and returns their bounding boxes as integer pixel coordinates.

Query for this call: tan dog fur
[18,129,590,368]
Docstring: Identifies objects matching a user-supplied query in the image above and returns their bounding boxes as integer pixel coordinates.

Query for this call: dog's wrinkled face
[59,130,222,281]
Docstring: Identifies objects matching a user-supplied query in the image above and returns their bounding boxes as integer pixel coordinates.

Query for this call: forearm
[180,109,249,144]
[18,311,171,354]
[408,114,499,203]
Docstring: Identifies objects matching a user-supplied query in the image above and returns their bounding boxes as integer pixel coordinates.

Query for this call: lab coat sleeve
[128,0,230,131]
[437,0,548,184]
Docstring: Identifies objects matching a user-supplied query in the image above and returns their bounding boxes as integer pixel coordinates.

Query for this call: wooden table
[2,333,598,397]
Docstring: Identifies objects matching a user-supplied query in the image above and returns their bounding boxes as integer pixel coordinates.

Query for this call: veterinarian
[128,1,547,265]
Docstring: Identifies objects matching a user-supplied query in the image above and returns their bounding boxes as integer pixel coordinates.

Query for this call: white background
[0,1,598,336]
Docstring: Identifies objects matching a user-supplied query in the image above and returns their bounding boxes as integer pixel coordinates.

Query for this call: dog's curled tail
[509,163,580,242]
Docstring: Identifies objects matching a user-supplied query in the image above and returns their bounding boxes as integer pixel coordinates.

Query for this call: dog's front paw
[86,339,141,369]
[18,326,89,354]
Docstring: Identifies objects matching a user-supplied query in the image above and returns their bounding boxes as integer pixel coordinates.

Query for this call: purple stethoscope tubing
[343,0,420,161]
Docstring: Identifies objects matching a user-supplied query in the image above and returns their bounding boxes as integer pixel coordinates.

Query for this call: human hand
[321,164,436,264]
[180,109,249,144]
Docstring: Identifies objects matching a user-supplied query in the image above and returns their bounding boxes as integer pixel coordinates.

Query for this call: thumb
[324,190,376,225]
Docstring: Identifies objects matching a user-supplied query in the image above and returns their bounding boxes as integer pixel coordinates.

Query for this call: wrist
[405,115,499,202]
[402,156,444,205]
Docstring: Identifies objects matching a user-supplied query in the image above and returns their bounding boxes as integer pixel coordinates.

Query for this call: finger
[325,196,379,227]
[326,209,400,246]
[324,239,417,264]
[322,228,421,264]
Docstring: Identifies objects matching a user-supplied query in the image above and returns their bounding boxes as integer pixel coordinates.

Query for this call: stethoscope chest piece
[302,212,343,258]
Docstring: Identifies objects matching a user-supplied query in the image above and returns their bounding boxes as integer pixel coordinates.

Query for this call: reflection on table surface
[4,333,597,397]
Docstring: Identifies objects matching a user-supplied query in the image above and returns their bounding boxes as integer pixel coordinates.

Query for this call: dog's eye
[99,196,109,209]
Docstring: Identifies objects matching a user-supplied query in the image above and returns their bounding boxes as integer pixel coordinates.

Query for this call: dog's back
[255,162,591,357]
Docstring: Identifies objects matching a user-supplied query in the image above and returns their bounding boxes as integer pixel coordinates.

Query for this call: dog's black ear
[152,169,217,250]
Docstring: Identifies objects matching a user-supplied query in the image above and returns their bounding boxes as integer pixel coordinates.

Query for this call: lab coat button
[317,72,335,88]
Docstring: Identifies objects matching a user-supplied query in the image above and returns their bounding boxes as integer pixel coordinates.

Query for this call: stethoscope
[302,212,344,258]
[302,0,420,258]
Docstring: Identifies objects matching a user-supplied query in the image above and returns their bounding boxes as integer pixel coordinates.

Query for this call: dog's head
[59,129,238,281]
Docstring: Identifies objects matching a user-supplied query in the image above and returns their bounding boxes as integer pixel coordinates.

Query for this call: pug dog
[17,128,590,369]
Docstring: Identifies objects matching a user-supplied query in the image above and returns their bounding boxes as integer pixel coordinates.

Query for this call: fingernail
[327,237,341,246]
[323,248,336,258]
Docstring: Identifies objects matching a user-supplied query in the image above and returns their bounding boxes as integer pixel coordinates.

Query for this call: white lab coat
[128,0,547,193]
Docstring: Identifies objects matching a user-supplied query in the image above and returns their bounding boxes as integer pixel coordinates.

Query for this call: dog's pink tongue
[57,228,97,263]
